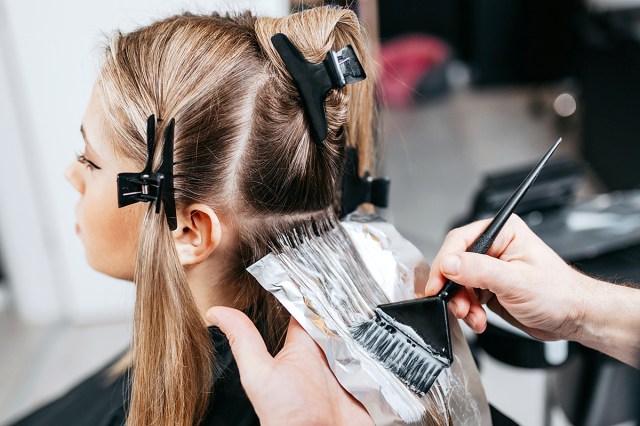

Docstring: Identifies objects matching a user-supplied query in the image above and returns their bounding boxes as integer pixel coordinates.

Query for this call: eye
[75,152,101,171]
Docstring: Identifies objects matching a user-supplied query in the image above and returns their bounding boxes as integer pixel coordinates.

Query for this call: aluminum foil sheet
[248,213,491,425]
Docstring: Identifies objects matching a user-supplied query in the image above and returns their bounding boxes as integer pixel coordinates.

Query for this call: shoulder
[199,327,259,426]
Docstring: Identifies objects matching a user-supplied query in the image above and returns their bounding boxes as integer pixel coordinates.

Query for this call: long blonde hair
[98,7,379,426]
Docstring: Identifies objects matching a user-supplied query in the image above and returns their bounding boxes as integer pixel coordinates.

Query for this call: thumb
[206,306,274,373]
[440,252,515,295]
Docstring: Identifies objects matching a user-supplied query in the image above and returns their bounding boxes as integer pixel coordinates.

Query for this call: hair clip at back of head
[271,33,366,145]
[341,147,390,217]
[117,115,177,230]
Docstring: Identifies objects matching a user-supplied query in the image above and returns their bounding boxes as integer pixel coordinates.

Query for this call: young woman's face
[65,87,145,280]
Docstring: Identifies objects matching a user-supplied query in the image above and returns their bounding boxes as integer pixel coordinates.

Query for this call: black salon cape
[10,327,259,426]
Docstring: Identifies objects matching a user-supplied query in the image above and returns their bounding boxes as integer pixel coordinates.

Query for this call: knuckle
[459,303,470,318]
[510,213,526,228]
[445,228,461,241]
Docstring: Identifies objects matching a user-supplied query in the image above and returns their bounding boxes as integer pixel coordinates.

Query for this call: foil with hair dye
[248,212,491,425]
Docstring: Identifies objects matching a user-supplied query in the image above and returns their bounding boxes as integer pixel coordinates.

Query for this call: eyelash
[75,152,101,170]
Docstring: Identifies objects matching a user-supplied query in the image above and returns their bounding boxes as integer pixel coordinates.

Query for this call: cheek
[80,184,145,280]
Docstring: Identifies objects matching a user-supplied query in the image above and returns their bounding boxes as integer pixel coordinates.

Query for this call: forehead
[82,84,150,170]
[81,86,116,161]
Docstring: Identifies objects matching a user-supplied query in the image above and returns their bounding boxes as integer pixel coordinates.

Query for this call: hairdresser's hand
[206,307,373,426]
[425,214,586,341]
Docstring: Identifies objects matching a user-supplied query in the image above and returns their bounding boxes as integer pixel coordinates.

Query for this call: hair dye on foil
[248,212,491,425]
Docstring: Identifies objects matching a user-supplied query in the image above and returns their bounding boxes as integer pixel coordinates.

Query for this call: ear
[173,204,222,266]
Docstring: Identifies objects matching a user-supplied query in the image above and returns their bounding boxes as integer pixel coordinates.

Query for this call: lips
[75,223,81,234]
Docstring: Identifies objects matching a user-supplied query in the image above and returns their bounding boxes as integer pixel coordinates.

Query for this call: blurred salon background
[1,0,639,424]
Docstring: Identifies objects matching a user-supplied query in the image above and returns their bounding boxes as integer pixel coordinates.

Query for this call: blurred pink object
[379,34,450,108]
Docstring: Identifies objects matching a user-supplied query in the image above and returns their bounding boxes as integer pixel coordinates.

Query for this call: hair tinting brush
[351,137,563,396]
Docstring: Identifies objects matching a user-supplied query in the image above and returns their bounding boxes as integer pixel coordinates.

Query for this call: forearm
[573,273,640,368]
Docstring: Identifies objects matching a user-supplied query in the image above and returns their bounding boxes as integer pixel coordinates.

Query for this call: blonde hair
[97,6,444,426]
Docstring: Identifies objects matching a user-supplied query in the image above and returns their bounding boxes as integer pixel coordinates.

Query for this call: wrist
[569,274,640,366]
[568,272,600,344]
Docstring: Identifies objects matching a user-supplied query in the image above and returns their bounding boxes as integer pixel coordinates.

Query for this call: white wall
[0,0,289,325]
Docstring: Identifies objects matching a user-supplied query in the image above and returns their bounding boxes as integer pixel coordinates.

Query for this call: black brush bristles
[351,309,449,396]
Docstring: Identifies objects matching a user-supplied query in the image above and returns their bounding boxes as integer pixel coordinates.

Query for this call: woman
[13,6,379,426]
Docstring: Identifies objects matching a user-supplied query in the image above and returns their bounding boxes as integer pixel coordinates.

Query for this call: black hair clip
[341,147,390,217]
[117,115,177,230]
[271,33,366,145]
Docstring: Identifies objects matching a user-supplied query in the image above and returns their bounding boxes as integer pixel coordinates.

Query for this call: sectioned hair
[96,6,444,426]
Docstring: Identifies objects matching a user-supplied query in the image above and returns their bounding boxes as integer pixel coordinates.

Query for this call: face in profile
[65,86,145,281]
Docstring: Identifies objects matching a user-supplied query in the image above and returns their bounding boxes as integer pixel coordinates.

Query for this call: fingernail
[449,300,459,316]
[441,255,461,276]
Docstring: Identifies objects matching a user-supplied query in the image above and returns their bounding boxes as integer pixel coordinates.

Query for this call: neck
[185,257,233,323]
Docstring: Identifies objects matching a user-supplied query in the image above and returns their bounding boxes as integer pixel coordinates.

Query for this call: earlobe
[173,204,222,266]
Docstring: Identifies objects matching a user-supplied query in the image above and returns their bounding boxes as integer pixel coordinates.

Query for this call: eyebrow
[80,125,97,154]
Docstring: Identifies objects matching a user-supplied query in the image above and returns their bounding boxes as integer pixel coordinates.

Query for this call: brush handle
[438,138,562,302]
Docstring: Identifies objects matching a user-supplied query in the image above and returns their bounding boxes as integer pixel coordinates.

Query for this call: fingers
[427,250,516,332]
[464,300,488,333]
[206,306,274,373]
[448,291,470,318]
[439,252,516,295]
[439,219,496,257]
[449,288,488,333]
[426,216,521,296]
[426,220,492,296]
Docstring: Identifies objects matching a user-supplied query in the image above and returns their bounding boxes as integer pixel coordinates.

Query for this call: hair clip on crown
[117,115,177,230]
[271,33,366,145]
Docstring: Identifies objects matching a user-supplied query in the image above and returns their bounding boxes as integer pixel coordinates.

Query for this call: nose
[65,161,85,194]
